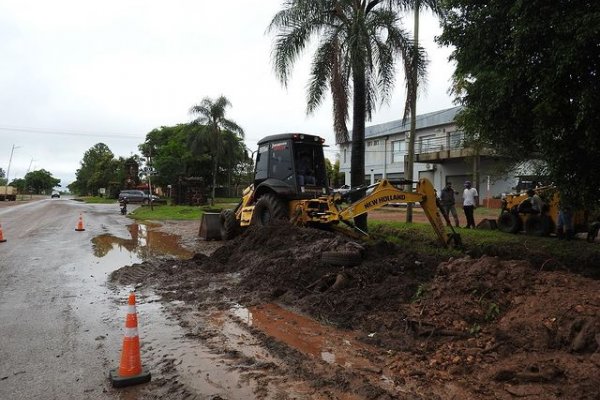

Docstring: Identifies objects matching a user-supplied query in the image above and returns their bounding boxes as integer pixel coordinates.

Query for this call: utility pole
[4,144,20,200]
[27,158,36,174]
[148,147,154,211]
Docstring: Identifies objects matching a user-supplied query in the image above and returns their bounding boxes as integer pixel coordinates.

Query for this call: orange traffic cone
[75,213,85,232]
[109,292,151,388]
[0,224,6,243]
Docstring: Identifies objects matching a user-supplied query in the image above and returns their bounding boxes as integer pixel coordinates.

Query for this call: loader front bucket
[198,212,222,240]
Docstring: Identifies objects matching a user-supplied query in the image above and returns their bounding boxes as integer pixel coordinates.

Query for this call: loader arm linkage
[337,179,460,248]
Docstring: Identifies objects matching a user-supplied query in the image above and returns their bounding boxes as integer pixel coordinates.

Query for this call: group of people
[439,180,479,229]
[438,180,548,229]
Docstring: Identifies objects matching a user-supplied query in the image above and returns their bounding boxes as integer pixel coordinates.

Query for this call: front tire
[220,209,239,240]
[524,214,552,236]
[251,193,288,226]
[497,211,522,233]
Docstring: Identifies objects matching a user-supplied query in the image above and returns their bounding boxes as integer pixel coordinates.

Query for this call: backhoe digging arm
[336,179,461,248]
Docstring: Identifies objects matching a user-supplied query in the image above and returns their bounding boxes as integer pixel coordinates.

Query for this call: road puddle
[91,223,192,261]
[125,296,260,399]
[228,303,373,368]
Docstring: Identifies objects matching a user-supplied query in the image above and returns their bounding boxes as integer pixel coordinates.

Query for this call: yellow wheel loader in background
[497,186,586,236]
[217,133,461,248]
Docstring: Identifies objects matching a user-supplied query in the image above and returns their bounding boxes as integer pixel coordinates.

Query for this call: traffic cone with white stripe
[0,224,6,243]
[109,292,151,388]
[75,213,85,232]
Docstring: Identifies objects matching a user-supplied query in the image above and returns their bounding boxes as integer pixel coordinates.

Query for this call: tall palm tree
[269,0,428,230]
[189,96,244,204]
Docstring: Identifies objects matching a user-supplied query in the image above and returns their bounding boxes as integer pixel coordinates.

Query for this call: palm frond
[307,38,336,114]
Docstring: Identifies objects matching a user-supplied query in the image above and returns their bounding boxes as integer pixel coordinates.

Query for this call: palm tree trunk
[211,156,217,206]
[351,60,368,232]
[406,1,420,223]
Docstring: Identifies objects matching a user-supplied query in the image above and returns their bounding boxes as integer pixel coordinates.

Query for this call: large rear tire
[524,214,552,236]
[497,211,521,233]
[251,193,288,226]
[220,209,239,240]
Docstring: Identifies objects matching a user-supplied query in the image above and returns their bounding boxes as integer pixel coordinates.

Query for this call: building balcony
[414,134,495,163]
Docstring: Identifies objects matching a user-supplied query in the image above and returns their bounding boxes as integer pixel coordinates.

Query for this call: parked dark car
[118,190,161,205]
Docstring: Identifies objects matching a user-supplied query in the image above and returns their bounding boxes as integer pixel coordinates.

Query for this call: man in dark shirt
[440,182,460,227]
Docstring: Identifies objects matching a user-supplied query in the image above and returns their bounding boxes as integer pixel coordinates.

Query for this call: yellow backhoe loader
[216,133,461,248]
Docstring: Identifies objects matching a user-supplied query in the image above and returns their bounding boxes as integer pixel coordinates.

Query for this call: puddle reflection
[92,223,193,260]
[230,303,374,369]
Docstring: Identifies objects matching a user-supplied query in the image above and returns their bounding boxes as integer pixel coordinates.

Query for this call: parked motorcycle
[119,198,128,215]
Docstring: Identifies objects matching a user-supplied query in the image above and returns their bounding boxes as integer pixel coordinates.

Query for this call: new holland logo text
[364,194,406,209]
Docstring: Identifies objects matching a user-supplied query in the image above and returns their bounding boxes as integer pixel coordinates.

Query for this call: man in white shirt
[462,180,479,228]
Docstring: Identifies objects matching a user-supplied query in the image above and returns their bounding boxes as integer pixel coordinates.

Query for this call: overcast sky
[0,1,455,188]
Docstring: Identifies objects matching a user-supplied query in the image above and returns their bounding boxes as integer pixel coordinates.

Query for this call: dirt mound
[109,223,600,399]
[411,256,600,354]
[415,256,536,330]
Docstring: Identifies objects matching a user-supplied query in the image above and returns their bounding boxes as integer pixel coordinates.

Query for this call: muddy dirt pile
[110,223,600,399]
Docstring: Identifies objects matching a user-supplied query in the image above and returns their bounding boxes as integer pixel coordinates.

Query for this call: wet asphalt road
[0,198,138,400]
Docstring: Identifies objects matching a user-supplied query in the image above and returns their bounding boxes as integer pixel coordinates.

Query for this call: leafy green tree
[326,158,344,188]
[439,0,600,208]
[9,178,26,192]
[140,125,198,189]
[24,169,60,194]
[189,96,244,204]
[269,0,428,229]
[72,143,116,196]
[219,130,251,197]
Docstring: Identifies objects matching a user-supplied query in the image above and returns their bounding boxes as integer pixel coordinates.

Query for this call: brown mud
[109,221,600,399]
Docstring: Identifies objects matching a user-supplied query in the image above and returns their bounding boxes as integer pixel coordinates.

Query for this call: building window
[391,140,406,163]
[373,140,379,146]
[343,148,347,164]
[386,173,404,183]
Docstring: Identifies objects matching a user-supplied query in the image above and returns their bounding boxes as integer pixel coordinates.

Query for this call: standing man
[528,189,544,214]
[557,203,574,240]
[463,180,479,229]
[440,182,460,227]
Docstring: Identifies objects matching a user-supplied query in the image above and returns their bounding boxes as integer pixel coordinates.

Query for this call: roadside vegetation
[77,196,116,204]
[370,221,600,279]
[127,198,239,221]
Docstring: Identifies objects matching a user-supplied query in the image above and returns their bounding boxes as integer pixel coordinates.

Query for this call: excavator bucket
[198,213,222,240]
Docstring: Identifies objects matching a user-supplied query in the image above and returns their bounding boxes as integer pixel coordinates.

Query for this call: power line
[0,125,144,139]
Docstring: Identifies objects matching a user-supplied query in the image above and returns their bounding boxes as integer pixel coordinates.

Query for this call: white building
[338,106,520,205]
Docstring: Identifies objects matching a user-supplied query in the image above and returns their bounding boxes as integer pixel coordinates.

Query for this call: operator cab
[254,133,329,198]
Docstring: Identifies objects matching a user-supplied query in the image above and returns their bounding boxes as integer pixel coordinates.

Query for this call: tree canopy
[70,143,124,196]
[22,169,60,194]
[439,0,600,207]
[140,124,200,189]
[189,96,245,203]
